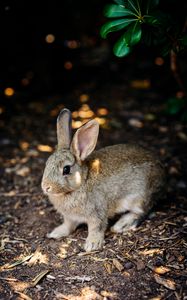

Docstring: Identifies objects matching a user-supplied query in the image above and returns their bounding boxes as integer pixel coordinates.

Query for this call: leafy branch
[100,0,187,116]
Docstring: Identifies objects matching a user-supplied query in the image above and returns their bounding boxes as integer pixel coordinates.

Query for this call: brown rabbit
[41,108,165,251]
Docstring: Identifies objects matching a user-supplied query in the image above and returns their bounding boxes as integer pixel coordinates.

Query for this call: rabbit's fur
[41,109,165,251]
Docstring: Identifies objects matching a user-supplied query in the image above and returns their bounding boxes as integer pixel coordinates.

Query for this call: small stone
[124,261,133,269]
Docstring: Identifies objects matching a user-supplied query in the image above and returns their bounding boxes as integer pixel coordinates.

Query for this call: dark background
[0,0,186,100]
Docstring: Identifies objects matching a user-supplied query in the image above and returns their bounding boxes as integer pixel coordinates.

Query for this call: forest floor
[0,61,187,300]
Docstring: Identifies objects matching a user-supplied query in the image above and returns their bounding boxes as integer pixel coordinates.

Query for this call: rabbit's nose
[45,186,52,193]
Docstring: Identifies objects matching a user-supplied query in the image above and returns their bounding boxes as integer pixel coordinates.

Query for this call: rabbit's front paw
[84,233,104,252]
[47,224,70,239]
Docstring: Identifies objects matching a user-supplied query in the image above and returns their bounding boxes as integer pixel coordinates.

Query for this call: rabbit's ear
[71,119,99,161]
[57,109,72,149]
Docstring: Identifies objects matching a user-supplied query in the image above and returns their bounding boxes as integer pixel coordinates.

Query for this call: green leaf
[113,20,142,57]
[114,34,132,57]
[104,4,136,18]
[125,22,142,46]
[100,18,136,38]
[127,0,141,16]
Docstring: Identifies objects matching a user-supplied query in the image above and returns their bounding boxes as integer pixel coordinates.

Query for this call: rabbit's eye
[63,165,71,175]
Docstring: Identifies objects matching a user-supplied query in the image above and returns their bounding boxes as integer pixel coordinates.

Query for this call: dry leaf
[104,262,112,274]
[154,266,171,275]
[37,144,53,152]
[31,270,50,287]
[128,118,143,128]
[0,276,18,282]
[55,286,102,300]
[154,274,176,290]
[100,290,117,298]
[112,258,124,272]
[15,292,32,300]
[2,254,33,270]
[177,132,187,141]
[16,166,30,176]
[3,190,16,197]
[27,249,49,266]
[178,255,185,262]
[140,248,163,256]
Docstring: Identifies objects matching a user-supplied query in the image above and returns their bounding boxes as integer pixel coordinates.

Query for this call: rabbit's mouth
[42,183,74,196]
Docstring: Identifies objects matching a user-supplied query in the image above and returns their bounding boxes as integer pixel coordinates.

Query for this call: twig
[170,50,186,95]
[158,232,180,241]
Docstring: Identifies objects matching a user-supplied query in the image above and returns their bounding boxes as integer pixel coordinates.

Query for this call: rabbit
[41,108,165,252]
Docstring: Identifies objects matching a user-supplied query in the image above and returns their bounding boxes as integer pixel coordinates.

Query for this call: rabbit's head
[41,109,99,195]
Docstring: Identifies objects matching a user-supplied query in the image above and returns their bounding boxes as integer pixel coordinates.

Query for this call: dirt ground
[0,73,187,299]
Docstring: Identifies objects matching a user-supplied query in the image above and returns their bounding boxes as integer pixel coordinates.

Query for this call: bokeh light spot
[45,34,55,43]
[4,87,15,97]
[64,61,73,70]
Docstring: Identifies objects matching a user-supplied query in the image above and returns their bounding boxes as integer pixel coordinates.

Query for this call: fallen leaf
[2,254,33,270]
[104,262,112,274]
[178,255,185,262]
[177,132,187,141]
[100,290,117,298]
[16,166,30,176]
[55,286,102,300]
[112,258,124,272]
[27,249,49,266]
[0,276,18,282]
[140,248,163,256]
[31,270,50,287]
[15,292,32,300]
[37,144,53,152]
[2,190,16,196]
[128,118,143,128]
[154,274,176,290]
[154,266,171,275]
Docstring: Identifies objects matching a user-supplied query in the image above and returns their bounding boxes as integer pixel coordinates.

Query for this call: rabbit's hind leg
[111,193,148,233]
[110,212,140,233]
